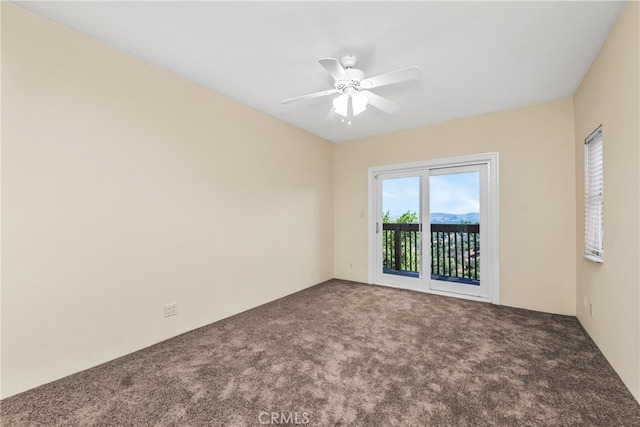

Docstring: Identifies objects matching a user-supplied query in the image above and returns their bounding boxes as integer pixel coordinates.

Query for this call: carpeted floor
[2,279,639,426]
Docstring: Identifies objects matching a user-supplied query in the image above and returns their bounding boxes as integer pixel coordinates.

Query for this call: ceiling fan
[281,55,421,123]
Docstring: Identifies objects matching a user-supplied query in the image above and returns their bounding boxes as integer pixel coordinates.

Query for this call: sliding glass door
[372,156,496,301]
[428,165,488,298]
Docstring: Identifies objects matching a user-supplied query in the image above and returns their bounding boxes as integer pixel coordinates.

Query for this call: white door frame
[367,152,500,304]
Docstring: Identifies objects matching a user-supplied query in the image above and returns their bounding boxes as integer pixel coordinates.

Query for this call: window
[584,126,603,263]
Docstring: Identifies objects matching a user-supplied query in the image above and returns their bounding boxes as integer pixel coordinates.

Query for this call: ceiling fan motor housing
[335,67,365,93]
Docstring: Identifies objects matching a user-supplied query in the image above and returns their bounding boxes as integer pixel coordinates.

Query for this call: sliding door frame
[367,152,500,304]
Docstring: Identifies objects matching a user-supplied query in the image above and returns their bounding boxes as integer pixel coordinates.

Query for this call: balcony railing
[382,223,480,285]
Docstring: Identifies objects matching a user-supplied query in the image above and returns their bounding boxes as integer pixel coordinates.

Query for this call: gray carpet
[2,279,639,426]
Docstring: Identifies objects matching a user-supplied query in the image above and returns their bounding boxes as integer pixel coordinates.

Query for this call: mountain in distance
[430,212,479,224]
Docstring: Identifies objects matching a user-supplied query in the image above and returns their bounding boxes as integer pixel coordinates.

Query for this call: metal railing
[382,223,480,283]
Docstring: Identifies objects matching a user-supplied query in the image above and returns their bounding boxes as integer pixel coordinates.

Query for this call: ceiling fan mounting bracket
[340,55,358,69]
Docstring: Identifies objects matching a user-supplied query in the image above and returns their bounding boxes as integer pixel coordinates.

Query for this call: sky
[382,172,479,217]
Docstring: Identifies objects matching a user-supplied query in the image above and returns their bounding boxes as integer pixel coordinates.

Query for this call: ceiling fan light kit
[282,55,421,123]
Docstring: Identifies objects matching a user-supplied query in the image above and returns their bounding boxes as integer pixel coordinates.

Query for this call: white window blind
[584,126,603,263]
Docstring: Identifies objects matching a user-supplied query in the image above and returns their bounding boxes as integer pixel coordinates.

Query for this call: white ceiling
[15,1,626,143]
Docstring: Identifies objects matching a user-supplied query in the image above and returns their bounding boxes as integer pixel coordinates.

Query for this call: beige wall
[334,98,577,315]
[573,1,640,401]
[1,4,334,398]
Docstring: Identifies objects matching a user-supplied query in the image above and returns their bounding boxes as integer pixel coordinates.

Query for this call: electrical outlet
[164,303,178,318]
[589,301,593,316]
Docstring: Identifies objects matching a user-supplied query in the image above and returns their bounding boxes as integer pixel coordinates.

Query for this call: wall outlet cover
[164,303,178,317]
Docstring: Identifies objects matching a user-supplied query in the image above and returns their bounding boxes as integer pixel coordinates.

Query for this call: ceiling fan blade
[363,91,399,114]
[281,88,339,105]
[319,58,350,81]
[361,66,421,89]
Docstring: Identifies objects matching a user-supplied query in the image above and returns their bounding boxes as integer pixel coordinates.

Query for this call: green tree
[382,210,418,224]
[396,210,418,224]
[382,210,419,272]
[382,210,391,224]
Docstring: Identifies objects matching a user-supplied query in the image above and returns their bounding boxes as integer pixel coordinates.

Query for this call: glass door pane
[429,166,488,298]
[381,176,421,278]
